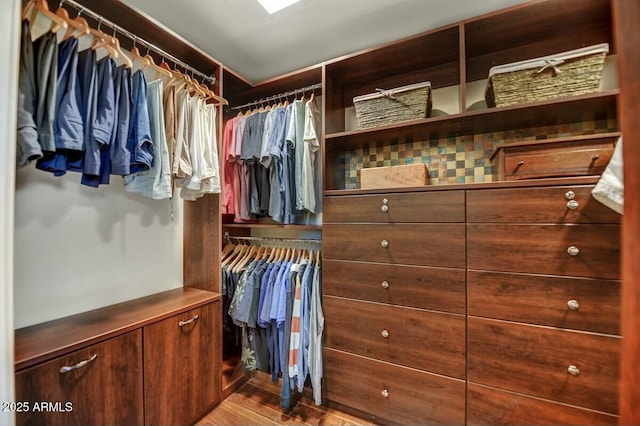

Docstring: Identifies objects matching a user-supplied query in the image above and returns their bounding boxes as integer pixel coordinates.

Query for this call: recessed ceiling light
[256,0,301,14]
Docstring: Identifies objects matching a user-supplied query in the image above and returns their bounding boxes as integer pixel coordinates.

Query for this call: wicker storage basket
[485,43,609,107]
[353,82,432,129]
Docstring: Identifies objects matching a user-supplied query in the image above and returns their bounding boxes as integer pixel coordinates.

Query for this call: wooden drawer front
[467,224,620,279]
[503,141,613,180]
[15,330,143,426]
[144,302,220,426]
[324,348,465,425]
[468,318,620,414]
[324,296,465,378]
[323,190,465,223]
[466,185,621,224]
[467,383,617,425]
[468,270,620,335]
[323,224,465,268]
[323,259,465,314]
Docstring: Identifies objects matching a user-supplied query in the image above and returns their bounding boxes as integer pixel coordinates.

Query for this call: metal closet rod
[61,0,217,85]
[229,83,322,111]
[224,233,322,245]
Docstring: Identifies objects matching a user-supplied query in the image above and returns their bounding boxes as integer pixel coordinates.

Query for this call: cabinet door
[143,301,221,426]
[15,330,143,426]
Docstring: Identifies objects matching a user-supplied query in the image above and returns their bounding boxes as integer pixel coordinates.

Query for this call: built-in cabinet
[14,288,221,426]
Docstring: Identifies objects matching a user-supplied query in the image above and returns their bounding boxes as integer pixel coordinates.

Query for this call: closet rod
[224,232,321,245]
[61,0,217,85]
[228,83,322,111]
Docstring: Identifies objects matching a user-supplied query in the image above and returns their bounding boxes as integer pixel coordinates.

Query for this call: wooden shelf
[324,176,603,197]
[15,288,221,371]
[222,223,322,231]
[325,91,618,151]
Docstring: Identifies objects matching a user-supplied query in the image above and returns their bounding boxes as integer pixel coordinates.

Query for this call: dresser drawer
[325,348,465,425]
[324,296,465,378]
[467,317,620,414]
[15,331,143,426]
[324,259,465,314]
[467,224,620,279]
[502,140,613,180]
[467,383,617,425]
[468,270,620,335]
[466,185,621,223]
[323,190,465,223]
[323,224,466,268]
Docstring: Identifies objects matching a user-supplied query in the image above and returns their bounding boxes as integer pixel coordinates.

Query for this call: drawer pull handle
[381,204,389,212]
[567,200,579,210]
[59,354,97,374]
[381,280,390,289]
[381,329,389,338]
[517,160,525,166]
[381,389,389,398]
[381,240,389,248]
[179,314,199,327]
[592,154,600,161]
[565,191,576,200]
[382,198,388,204]
[568,365,580,376]
[567,246,580,256]
[567,299,580,310]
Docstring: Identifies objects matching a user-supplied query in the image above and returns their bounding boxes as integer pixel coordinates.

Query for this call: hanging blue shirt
[127,70,153,174]
[110,65,131,176]
[82,56,116,187]
[36,36,83,176]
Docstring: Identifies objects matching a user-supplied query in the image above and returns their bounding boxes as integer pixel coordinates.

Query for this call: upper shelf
[324,90,619,150]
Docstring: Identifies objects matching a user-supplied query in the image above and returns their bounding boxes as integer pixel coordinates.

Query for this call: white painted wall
[13,168,184,329]
[1,1,20,425]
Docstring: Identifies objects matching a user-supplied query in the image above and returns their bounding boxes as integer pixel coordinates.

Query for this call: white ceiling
[121,0,529,84]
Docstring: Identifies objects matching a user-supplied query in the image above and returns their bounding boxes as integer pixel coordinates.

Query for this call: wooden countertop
[15,287,221,371]
[324,176,601,196]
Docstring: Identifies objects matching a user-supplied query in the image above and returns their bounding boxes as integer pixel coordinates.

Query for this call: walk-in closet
[1,0,640,425]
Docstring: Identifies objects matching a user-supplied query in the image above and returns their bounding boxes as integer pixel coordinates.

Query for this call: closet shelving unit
[322,0,615,191]
[219,65,324,396]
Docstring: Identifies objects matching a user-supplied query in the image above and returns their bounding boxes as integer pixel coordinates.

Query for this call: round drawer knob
[565,191,576,200]
[567,365,580,376]
[381,329,389,338]
[567,246,580,256]
[381,280,390,289]
[381,389,389,398]
[381,204,389,212]
[382,198,389,204]
[381,240,389,248]
[592,154,600,161]
[567,200,579,210]
[567,299,580,310]
[517,160,525,166]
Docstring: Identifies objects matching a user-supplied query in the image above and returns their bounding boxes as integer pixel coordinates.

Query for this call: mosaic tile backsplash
[344,118,618,189]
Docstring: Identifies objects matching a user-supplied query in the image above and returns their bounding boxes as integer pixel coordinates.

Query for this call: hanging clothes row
[221,236,324,407]
[222,86,322,223]
[17,0,226,201]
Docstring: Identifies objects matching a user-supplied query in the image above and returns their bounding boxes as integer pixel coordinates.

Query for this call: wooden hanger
[142,49,173,79]
[88,20,118,58]
[23,0,68,33]
[57,7,88,41]
[221,242,236,260]
[234,245,257,273]
[130,38,150,71]
[104,27,132,68]
[226,244,248,270]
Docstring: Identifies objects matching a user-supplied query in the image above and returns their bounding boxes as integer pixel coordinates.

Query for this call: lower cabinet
[15,331,143,426]
[14,289,221,426]
[144,302,221,426]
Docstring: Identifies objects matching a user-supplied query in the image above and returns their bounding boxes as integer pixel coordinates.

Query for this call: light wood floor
[196,372,379,426]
